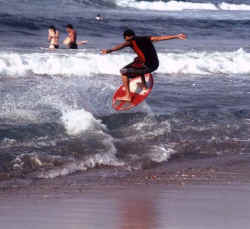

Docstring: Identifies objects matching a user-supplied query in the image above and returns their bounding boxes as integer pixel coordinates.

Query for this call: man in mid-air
[101,29,186,101]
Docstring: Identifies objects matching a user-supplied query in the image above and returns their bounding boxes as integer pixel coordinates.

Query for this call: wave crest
[116,0,250,11]
[1,49,250,77]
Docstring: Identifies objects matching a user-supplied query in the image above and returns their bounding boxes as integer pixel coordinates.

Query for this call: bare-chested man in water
[63,24,88,49]
[48,25,59,49]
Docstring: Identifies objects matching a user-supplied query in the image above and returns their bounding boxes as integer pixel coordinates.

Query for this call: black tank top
[131,36,159,69]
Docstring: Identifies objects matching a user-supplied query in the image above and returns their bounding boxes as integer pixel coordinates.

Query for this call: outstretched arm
[101,41,130,54]
[150,33,187,42]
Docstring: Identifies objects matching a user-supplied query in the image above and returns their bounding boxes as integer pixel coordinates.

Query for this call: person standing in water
[96,14,104,21]
[101,29,186,101]
[63,24,88,49]
[48,25,59,49]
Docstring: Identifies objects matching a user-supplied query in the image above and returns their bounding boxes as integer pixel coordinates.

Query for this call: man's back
[131,36,159,69]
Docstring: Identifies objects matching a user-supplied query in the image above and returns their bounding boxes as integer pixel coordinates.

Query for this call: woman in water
[48,25,59,49]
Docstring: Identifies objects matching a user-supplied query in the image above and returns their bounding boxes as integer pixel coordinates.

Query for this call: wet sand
[1,184,250,229]
[1,153,250,229]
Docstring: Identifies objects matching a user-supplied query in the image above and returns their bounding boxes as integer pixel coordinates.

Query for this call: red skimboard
[112,73,154,111]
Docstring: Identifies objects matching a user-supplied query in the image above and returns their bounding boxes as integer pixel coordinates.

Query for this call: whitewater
[1,48,250,77]
[117,0,250,11]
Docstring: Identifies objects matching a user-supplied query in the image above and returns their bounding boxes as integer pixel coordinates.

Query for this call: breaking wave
[1,48,250,77]
[116,0,250,11]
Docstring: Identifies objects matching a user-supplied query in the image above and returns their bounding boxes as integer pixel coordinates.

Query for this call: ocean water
[1,0,250,181]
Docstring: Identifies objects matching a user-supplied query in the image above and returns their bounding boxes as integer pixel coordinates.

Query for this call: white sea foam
[0,51,120,77]
[11,113,124,179]
[12,149,124,179]
[147,144,175,163]
[61,109,106,136]
[219,2,250,11]
[1,49,250,77]
[38,130,123,178]
[158,48,250,75]
[116,0,218,11]
[116,0,250,11]
[37,151,124,179]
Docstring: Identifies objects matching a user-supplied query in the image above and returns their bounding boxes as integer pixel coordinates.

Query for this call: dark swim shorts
[50,44,59,49]
[69,43,78,49]
[120,59,156,79]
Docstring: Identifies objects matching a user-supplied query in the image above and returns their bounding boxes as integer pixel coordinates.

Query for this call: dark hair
[123,29,135,38]
[66,24,73,29]
[49,25,56,32]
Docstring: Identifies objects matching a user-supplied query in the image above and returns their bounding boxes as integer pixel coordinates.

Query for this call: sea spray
[61,109,106,136]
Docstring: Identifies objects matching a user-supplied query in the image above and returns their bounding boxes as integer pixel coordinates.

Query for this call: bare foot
[116,96,132,102]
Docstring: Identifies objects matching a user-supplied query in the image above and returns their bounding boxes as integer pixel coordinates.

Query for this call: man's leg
[117,74,132,102]
[133,65,151,90]
[138,75,147,90]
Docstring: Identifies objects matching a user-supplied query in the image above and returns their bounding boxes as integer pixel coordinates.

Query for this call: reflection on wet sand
[119,191,158,229]
[0,185,250,229]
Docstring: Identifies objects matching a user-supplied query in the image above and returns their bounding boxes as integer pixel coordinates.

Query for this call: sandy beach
[1,184,250,229]
[1,153,250,229]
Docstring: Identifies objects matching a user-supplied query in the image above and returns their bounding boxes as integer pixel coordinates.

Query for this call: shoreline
[1,153,250,196]
[1,154,250,229]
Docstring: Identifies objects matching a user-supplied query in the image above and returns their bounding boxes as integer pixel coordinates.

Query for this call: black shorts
[69,43,78,49]
[50,44,59,49]
[120,60,156,79]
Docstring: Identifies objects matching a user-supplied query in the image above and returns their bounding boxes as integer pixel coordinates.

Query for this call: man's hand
[177,34,187,40]
[101,49,110,54]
